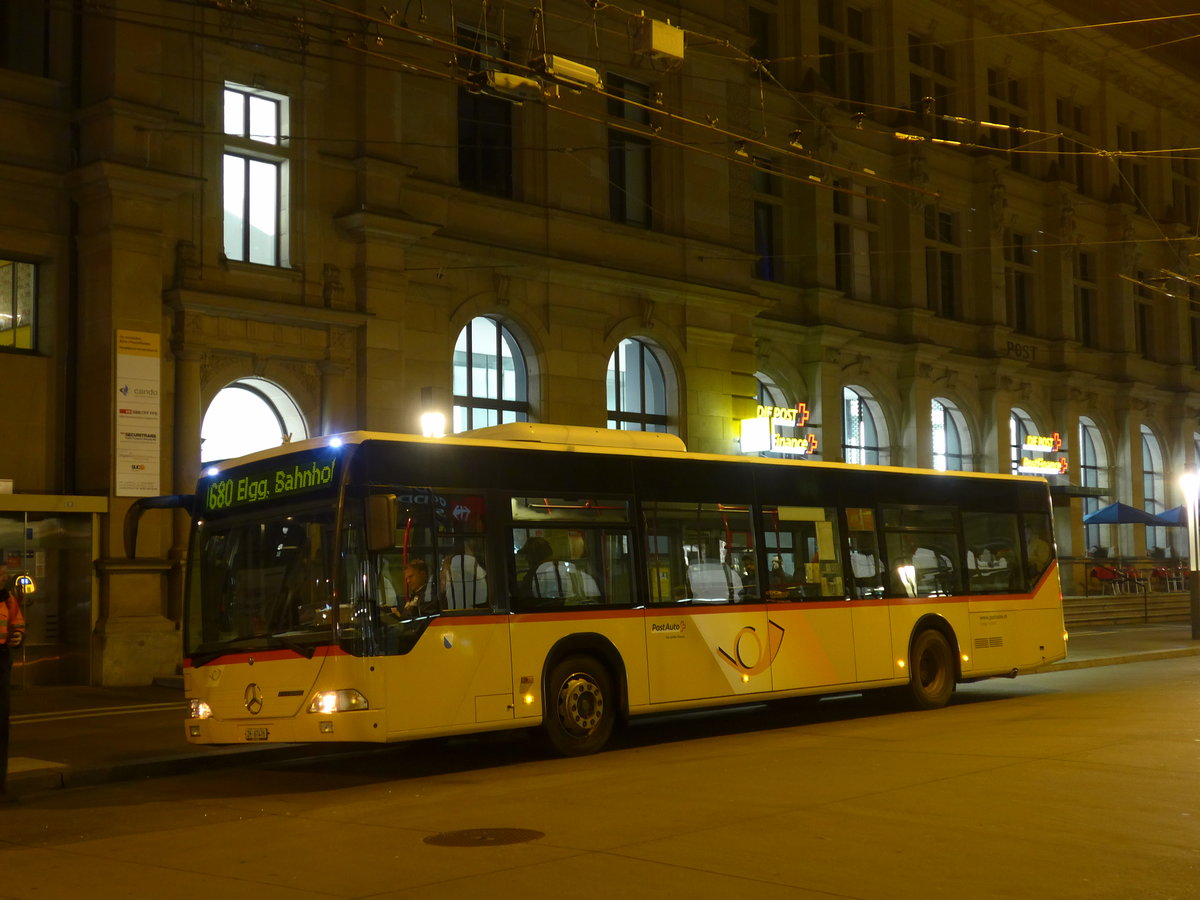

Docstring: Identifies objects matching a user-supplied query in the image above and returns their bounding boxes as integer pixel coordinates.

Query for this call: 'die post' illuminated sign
[202,448,342,515]
[1017,430,1068,476]
[740,402,819,457]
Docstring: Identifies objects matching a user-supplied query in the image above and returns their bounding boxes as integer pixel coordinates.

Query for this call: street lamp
[1179,472,1200,639]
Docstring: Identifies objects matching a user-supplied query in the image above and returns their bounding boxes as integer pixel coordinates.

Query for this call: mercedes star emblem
[244,682,264,715]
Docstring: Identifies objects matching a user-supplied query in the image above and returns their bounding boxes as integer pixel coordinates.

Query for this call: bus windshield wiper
[189,631,317,666]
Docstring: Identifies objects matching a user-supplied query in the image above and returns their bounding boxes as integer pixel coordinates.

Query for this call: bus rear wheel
[543,656,616,756]
[905,629,956,710]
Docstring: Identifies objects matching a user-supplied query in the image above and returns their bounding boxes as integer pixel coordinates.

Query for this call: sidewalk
[6,623,1199,799]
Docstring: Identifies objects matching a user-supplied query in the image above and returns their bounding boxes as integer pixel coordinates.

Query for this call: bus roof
[208,425,1050,488]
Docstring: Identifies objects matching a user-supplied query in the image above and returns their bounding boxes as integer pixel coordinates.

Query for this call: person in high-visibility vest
[0,563,26,803]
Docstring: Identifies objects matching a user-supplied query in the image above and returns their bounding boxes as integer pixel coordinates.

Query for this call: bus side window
[845,507,884,599]
[762,506,845,600]
[511,527,633,611]
[642,501,754,604]
[962,511,1020,593]
[1021,513,1054,589]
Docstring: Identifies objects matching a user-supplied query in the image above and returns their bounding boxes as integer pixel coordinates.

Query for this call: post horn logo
[717,619,785,677]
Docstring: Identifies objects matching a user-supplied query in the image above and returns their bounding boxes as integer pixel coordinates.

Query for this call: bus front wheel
[542,656,616,756]
[905,629,956,710]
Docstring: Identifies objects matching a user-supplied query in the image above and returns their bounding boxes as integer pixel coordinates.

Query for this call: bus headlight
[189,699,213,719]
[308,689,370,714]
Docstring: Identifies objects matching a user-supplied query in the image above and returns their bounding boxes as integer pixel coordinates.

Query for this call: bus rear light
[189,699,213,719]
[308,689,369,714]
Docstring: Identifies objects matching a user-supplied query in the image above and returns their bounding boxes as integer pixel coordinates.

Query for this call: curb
[1033,646,1200,674]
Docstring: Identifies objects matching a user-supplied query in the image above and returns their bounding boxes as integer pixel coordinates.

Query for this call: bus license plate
[244,726,270,741]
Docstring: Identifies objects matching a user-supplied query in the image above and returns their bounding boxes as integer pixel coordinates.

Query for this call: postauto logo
[650,621,687,634]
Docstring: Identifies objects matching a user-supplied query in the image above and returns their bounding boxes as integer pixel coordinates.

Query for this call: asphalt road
[2,656,1198,899]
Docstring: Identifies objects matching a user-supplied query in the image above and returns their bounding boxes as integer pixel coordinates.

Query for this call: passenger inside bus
[685,553,743,602]
[849,538,884,598]
[443,545,488,610]
[518,535,603,605]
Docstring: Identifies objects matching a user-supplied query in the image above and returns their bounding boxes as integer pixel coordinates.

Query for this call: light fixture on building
[420,386,447,438]
[532,54,602,90]
[470,70,545,104]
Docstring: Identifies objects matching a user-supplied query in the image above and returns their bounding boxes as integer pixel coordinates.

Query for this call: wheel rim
[917,641,948,696]
[557,673,604,736]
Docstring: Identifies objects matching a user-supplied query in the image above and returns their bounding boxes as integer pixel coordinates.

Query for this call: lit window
[931,398,971,471]
[843,385,888,465]
[1142,425,1166,553]
[452,317,530,432]
[607,338,670,432]
[0,259,36,352]
[200,378,307,463]
[223,84,288,266]
[1009,408,1036,474]
[1079,416,1110,554]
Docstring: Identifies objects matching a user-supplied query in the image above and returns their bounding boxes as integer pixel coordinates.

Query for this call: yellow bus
[173,425,1066,755]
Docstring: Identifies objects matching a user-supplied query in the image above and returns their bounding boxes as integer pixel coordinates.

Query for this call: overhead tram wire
[73,0,1200,249]
[283,0,937,201]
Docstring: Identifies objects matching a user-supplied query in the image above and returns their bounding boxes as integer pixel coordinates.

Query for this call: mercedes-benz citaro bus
[167,424,1066,756]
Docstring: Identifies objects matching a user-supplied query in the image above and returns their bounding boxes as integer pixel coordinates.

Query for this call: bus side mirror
[367,494,397,551]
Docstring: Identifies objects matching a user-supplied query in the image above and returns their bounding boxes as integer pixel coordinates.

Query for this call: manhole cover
[424,828,544,847]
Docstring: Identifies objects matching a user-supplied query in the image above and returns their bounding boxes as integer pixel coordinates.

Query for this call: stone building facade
[2,0,1200,684]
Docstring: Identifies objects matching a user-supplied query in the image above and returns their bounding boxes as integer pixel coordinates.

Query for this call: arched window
[1142,424,1166,553]
[1079,417,1110,553]
[756,373,787,410]
[754,373,800,457]
[931,397,971,471]
[607,338,670,432]
[843,385,889,465]
[452,316,530,432]
[1010,408,1036,474]
[200,377,307,463]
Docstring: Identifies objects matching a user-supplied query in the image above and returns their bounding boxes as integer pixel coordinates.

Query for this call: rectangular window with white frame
[223,83,289,267]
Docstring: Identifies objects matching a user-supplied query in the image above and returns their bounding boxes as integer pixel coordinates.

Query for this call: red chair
[1090,565,1125,595]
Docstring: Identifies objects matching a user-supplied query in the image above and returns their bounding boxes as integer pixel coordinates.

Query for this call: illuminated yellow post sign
[740,403,820,456]
[1018,431,1068,476]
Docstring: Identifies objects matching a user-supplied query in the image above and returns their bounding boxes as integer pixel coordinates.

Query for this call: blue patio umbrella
[1083,501,1170,559]
[1155,505,1187,526]
[1082,501,1164,525]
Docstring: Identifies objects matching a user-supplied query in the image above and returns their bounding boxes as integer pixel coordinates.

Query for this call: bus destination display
[203,450,341,514]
